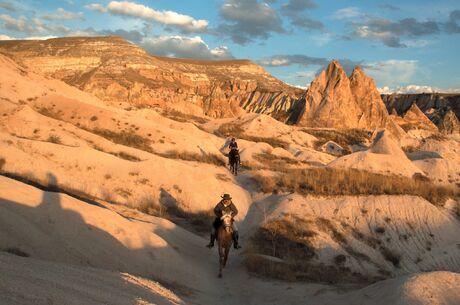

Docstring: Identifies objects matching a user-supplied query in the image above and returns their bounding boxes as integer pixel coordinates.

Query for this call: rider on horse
[229,138,238,151]
[206,194,241,249]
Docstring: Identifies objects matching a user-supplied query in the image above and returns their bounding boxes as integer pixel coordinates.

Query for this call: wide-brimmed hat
[221,194,232,200]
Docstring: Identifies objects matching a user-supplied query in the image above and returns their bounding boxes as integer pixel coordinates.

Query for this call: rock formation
[382,93,460,132]
[0,36,302,119]
[292,61,388,129]
[401,103,438,131]
[439,110,460,134]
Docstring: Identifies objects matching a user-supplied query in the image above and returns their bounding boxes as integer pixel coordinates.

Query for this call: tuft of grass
[3,247,30,257]
[245,216,375,283]
[215,123,288,149]
[89,128,153,152]
[137,195,214,235]
[304,128,371,151]
[379,246,401,268]
[47,134,61,144]
[252,167,455,205]
[158,150,225,166]
[161,109,209,124]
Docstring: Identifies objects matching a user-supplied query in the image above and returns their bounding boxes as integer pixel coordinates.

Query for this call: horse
[217,210,234,278]
[228,149,240,176]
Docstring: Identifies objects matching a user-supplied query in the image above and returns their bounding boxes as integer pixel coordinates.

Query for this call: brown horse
[217,210,234,278]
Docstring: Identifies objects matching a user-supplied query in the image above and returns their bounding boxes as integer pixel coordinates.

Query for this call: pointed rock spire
[295,60,388,129]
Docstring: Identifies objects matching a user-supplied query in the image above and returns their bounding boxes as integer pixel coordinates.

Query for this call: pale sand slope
[0,176,201,286]
[0,54,107,109]
[1,176,460,305]
[408,138,460,187]
[0,107,252,217]
[202,113,335,165]
[0,253,182,305]
[329,129,423,177]
[245,193,460,279]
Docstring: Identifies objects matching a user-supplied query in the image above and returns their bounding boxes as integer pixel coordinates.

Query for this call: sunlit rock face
[292,60,388,129]
[0,36,303,119]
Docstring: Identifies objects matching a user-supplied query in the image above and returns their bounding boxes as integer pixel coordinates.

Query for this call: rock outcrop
[439,110,460,134]
[382,93,460,133]
[291,61,388,129]
[0,36,302,119]
[401,103,438,131]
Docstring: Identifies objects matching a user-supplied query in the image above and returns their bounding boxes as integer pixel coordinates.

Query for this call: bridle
[220,211,233,233]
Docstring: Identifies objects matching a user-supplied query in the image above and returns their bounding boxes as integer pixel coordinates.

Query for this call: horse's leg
[218,246,223,278]
[223,245,230,268]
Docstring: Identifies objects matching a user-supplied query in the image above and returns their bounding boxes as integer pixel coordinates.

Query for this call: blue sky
[0,0,459,92]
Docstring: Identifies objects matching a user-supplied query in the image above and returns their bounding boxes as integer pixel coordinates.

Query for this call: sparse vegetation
[0,157,5,172]
[90,116,98,121]
[2,247,30,257]
[379,246,401,267]
[245,216,374,283]
[137,195,214,235]
[252,167,455,205]
[47,134,61,144]
[216,123,288,148]
[161,109,209,124]
[157,150,225,166]
[89,128,153,152]
[304,128,371,151]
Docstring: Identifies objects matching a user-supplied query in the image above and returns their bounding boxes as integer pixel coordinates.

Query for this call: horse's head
[220,210,233,232]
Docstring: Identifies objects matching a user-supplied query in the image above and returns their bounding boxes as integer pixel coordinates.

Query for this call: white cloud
[43,8,84,21]
[86,1,208,32]
[0,14,38,33]
[0,34,13,40]
[378,85,460,94]
[331,7,364,20]
[84,3,106,13]
[24,35,57,40]
[141,35,233,60]
[364,60,418,88]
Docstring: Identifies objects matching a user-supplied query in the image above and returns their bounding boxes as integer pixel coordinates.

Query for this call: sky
[0,0,459,93]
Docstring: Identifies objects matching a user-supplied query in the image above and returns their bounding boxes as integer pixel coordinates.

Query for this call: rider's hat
[221,194,232,200]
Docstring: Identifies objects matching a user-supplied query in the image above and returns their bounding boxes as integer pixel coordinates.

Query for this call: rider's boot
[232,230,241,249]
[206,232,215,248]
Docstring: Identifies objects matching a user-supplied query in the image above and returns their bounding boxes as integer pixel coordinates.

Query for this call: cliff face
[382,93,460,133]
[0,36,302,119]
[291,61,388,129]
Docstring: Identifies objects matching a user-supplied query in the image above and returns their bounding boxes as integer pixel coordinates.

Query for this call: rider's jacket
[214,200,238,218]
[229,141,238,150]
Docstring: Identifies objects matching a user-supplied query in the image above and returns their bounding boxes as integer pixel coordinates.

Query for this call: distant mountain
[0,36,302,120]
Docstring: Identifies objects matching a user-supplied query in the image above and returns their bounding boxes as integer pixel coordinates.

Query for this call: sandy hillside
[1,49,460,305]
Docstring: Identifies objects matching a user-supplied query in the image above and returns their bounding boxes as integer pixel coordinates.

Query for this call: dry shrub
[2,247,30,257]
[92,144,141,162]
[0,157,5,171]
[47,134,61,144]
[158,150,225,166]
[136,195,214,235]
[245,216,372,283]
[426,133,448,141]
[305,128,370,150]
[89,128,153,152]
[161,109,209,124]
[379,246,401,267]
[252,167,455,205]
[216,123,288,148]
